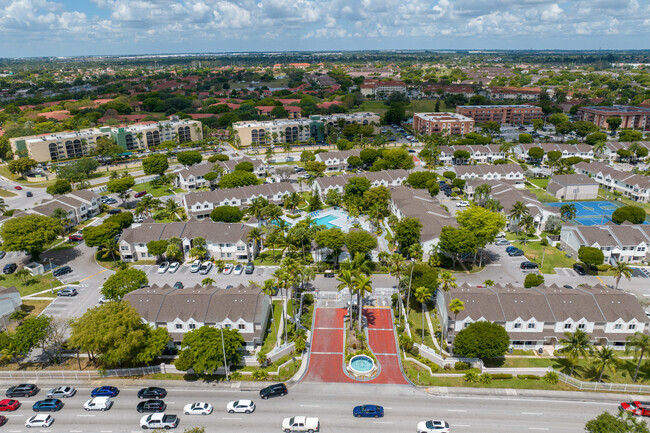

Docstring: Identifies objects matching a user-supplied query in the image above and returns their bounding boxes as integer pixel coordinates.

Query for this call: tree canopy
[453,321,510,360]
[174,326,245,375]
[0,215,61,259]
[394,217,422,256]
[176,150,203,166]
[101,268,149,300]
[345,230,377,258]
[142,154,169,176]
[579,246,605,268]
[210,205,244,223]
[218,171,260,188]
[612,205,646,225]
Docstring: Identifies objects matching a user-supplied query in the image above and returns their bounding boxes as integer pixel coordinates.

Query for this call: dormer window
[629,324,637,330]
[527,323,535,329]
[564,323,572,329]
[514,323,522,329]
[578,323,586,330]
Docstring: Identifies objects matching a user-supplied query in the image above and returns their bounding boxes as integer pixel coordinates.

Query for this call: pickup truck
[282,416,319,433]
[140,413,179,430]
[621,401,650,416]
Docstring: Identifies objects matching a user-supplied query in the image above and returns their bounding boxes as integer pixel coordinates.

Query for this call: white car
[455,201,469,207]
[84,396,113,411]
[233,264,244,275]
[417,420,450,433]
[183,402,213,415]
[168,262,180,273]
[157,261,170,274]
[190,259,201,273]
[226,400,255,414]
[223,263,234,275]
[98,295,108,304]
[25,414,54,428]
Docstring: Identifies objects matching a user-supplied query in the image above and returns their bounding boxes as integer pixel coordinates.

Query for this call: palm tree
[414,286,433,344]
[247,197,269,224]
[591,345,619,382]
[283,192,301,214]
[626,332,650,382]
[485,198,503,213]
[509,201,529,238]
[558,330,592,377]
[201,277,215,286]
[262,279,278,342]
[449,298,465,322]
[612,262,633,289]
[247,228,263,258]
[135,196,161,217]
[164,199,186,221]
[353,273,373,332]
[337,269,356,330]
[520,214,535,244]
[0,198,7,214]
[51,208,71,237]
[559,204,577,222]
[593,141,607,160]
[439,271,457,293]
[473,184,491,207]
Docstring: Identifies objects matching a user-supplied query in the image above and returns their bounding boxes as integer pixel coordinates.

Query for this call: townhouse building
[487,87,542,101]
[438,283,647,350]
[217,157,266,178]
[314,149,361,172]
[182,183,294,220]
[453,164,526,187]
[412,113,475,136]
[546,174,599,200]
[118,220,258,262]
[31,190,101,226]
[10,117,202,162]
[513,142,594,163]
[312,170,408,197]
[360,80,407,98]
[124,284,270,349]
[574,161,650,203]
[560,224,650,265]
[604,141,650,161]
[437,145,505,165]
[456,105,543,124]
[175,163,215,190]
[577,105,650,130]
[422,85,477,99]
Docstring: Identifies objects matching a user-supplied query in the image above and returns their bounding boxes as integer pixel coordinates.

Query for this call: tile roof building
[456,105,543,124]
[315,149,361,172]
[577,105,650,130]
[312,170,408,197]
[546,174,599,200]
[31,190,101,225]
[560,224,650,264]
[574,161,650,203]
[413,113,475,136]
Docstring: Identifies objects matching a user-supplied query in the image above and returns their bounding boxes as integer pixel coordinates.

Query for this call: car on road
[508,249,524,257]
[84,396,113,411]
[0,251,5,260]
[353,404,384,418]
[68,234,83,242]
[226,400,255,414]
[53,265,72,277]
[14,186,22,190]
[26,191,33,197]
[190,259,201,273]
[199,261,213,275]
[417,419,450,433]
[183,402,213,415]
[137,400,167,413]
[168,262,180,273]
[245,262,255,274]
[455,201,470,207]
[173,281,184,290]
[2,263,17,274]
[46,387,76,399]
[140,413,179,430]
[282,415,319,433]
[107,209,121,215]
[573,263,587,276]
[495,239,510,246]
[223,263,234,275]
[620,401,650,416]
[138,387,167,399]
[134,191,147,198]
[6,384,39,398]
[32,399,63,412]
[57,287,78,297]
[157,261,170,274]
[25,414,54,428]
[233,263,244,275]
[260,383,287,399]
[91,386,119,397]
[520,261,539,270]
[0,399,20,411]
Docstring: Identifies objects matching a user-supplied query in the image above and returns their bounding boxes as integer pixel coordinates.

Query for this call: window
[224,324,231,329]
[189,324,196,329]
[614,324,622,330]
[120,246,129,251]
[527,323,535,329]
[629,324,637,330]
[238,324,245,330]
[464,323,470,328]
[237,246,245,251]
[564,323,571,329]
[175,324,182,329]
[514,323,522,329]
[578,323,586,330]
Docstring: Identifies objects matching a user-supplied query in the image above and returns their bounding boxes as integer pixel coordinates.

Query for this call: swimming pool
[314,214,341,229]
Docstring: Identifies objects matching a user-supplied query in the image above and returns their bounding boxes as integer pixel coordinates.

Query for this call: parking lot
[134,263,276,287]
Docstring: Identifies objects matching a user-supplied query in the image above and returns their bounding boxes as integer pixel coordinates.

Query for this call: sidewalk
[424,385,644,402]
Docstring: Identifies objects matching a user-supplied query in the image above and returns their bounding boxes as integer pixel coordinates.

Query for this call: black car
[173,282,184,290]
[245,262,255,274]
[573,263,587,276]
[53,266,72,277]
[107,209,121,215]
[0,251,6,259]
[137,400,166,413]
[6,384,39,398]
[2,263,16,275]
[520,261,539,270]
[137,387,167,399]
[259,383,287,400]
[26,191,33,197]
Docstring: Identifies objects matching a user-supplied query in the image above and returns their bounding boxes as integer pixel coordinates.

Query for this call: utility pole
[220,325,229,381]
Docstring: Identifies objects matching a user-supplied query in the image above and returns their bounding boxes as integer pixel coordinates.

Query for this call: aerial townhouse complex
[9,116,203,162]
[412,112,475,136]
[574,161,650,203]
[456,105,543,124]
[577,105,650,130]
[560,224,650,265]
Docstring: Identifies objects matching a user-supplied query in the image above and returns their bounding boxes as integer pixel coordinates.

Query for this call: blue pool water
[350,355,374,373]
[314,214,340,229]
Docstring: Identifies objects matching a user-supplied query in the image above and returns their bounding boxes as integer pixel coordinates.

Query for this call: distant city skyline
[0,0,649,58]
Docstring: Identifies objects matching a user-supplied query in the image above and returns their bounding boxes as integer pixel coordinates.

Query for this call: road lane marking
[70,430,83,432]
[373,421,393,424]
[454,425,471,427]
[79,268,108,282]
[76,414,95,416]
[529,428,549,431]
[447,409,467,412]
[522,412,543,415]
[300,404,320,407]
[222,417,242,420]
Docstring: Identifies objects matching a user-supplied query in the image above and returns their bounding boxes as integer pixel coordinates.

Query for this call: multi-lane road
[0,381,624,432]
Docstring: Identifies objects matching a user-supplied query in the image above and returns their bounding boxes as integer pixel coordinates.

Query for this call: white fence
[555,369,650,393]
[0,365,161,380]
[414,343,482,369]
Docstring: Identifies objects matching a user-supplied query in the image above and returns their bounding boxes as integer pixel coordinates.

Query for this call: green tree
[0,215,61,259]
[572,120,599,140]
[605,117,622,132]
[101,268,148,300]
[626,332,650,383]
[352,273,373,331]
[307,192,323,212]
[94,137,124,160]
[8,158,38,178]
[456,205,506,264]
[585,132,608,146]
[449,298,465,322]
[612,205,646,225]
[438,226,477,267]
[10,315,52,358]
[578,246,605,269]
[612,261,633,289]
[414,286,433,344]
[524,273,544,288]
[527,147,544,161]
[337,269,357,330]
[201,277,215,286]
[394,217,422,257]
[479,121,501,135]
[235,161,254,172]
[210,206,244,223]
[591,345,619,382]
[453,321,510,360]
[304,160,327,175]
[57,158,99,184]
[46,179,73,195]
[558,330,592,377]
[406,171,438,189]
[345,230,377,259]
[204,171,220,189]
[175,326,245,375]
[142,154,169,176]
[176,150,203,166]
[532,119,544,131]
[219,171,260,188]
[559,203,577,222]
[519,133,533,144]
[509,201,530,236]
[315,228,345,265]
[300,150,315,162]
[107,175,135,206]
[147,240,169,261]
[548,113,569,126]
[83,222,121,248]
[585,411,650,433]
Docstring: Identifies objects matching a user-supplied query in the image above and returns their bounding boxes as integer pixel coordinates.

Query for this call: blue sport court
[547,201,624,226]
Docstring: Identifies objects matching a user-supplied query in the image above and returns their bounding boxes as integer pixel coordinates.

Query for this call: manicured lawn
[513,241,576,274]
[525,183,559,203]
[132,181,175,198]
[528,178,550,188]
[483,357,555,368]
[407,302,437,349]
[0,272,62,297]
[550,357,650,385]
[260,300,284,354]
[0,189,17,198]
[253,250,284,266]
[356,99,455,118]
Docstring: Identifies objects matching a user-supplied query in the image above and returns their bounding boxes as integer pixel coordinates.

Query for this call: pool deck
[281,208,371,232]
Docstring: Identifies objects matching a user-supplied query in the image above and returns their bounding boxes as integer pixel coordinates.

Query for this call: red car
[0,399,20,411]
[68,235,83,242]
[620,401,650,416]
[134,191,147,198]
[14,186,22,190]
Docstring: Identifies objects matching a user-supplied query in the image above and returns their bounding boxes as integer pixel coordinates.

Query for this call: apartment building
[561,224,650,265]
[360,80,407,98]
[454,164,526,187]
[605,141,650,161]
[577,106,650,130]
[314,149,361,172]
[10,117,203,162]
[574,161,650,203]
[124,284,270,348]
[413,113,475,136]
[118,220,258,262]
[546,174,599,200]
[174,157,265,189]
[513,142,594,162]
[312,170,408,197]
[438,283,647,350]
[437,145,505,165]
[182,183,294,219]
[487,87,542,101]
[31,190,101,226]
[456,105,543,124]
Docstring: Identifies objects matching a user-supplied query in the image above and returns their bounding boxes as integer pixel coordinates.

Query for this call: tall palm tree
[591,345,619,382]
[439,271,457,294]
[247,197,269,223]
[520,214,535,244]
[509,201,529,237]
[164,199,185,221]
[262,279,279,342]
[0,198,7,214]
[283,192,301,215]
[353,273,373,332]
[626,332,650,382]
[337,269,356,330]
[485,198,503,213]
[558,330,592,377]
[272,268,291,345]
[449,298,465,322]
[593,141,607,160]
[414,286,433,344]
[612,262,633,289]
[136,196,161,217]
[559,204,577,222]
[247,227,263,258]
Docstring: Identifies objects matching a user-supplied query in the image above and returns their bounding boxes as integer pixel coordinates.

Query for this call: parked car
[259,383,287,400]
[199,261,213,275]
[2,263,17,274]
[46,387,76,399]
[573,263,587,276]
[245,262,255,274]
[520,261,539,270]
[104,198,118,205]
[157,261,170,274]
[107,209,121,215]
[508,249,524,257]
[134,191,147,198]
[173,281,184,290]
[53,266,72,277]
[0,251,5,259]
[68,234,83,242]
[26,191,33,197]
[190,259,201,273]
[91,386,119,397]
[32,399,63,412]
[455,201,470,207]
[282,416,319,433]
[137,387,167,399]
[140,413,179,430]
[233,264,244,275]
[137,400,167,413]
[57,287,78,297]
[495,239,510,246]
[98,295,108,304]
[353,404,384,418]
[168,262,180,273]
[324,270,334,278]
[25,414,54,428]
[620,401,650,416]
[417,420,450,433]
[505,246,518,253]
[183,402,213,416]
[223,263,234,275]
[84,396,113,411]
[0,399,20,411]
[226,400,255,414]
[6,384,39,398]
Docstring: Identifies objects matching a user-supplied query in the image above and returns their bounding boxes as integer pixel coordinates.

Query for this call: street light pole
[49,258,54,294]
[220,325,230,381]
[405,259,416,319]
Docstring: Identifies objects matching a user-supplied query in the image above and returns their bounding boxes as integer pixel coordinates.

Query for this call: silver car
[46,386,76,398]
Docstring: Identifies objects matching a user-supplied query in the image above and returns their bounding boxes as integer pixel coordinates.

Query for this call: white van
[84,396,113,411]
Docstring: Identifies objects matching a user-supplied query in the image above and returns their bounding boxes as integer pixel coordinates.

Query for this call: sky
[0,0,649,58]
